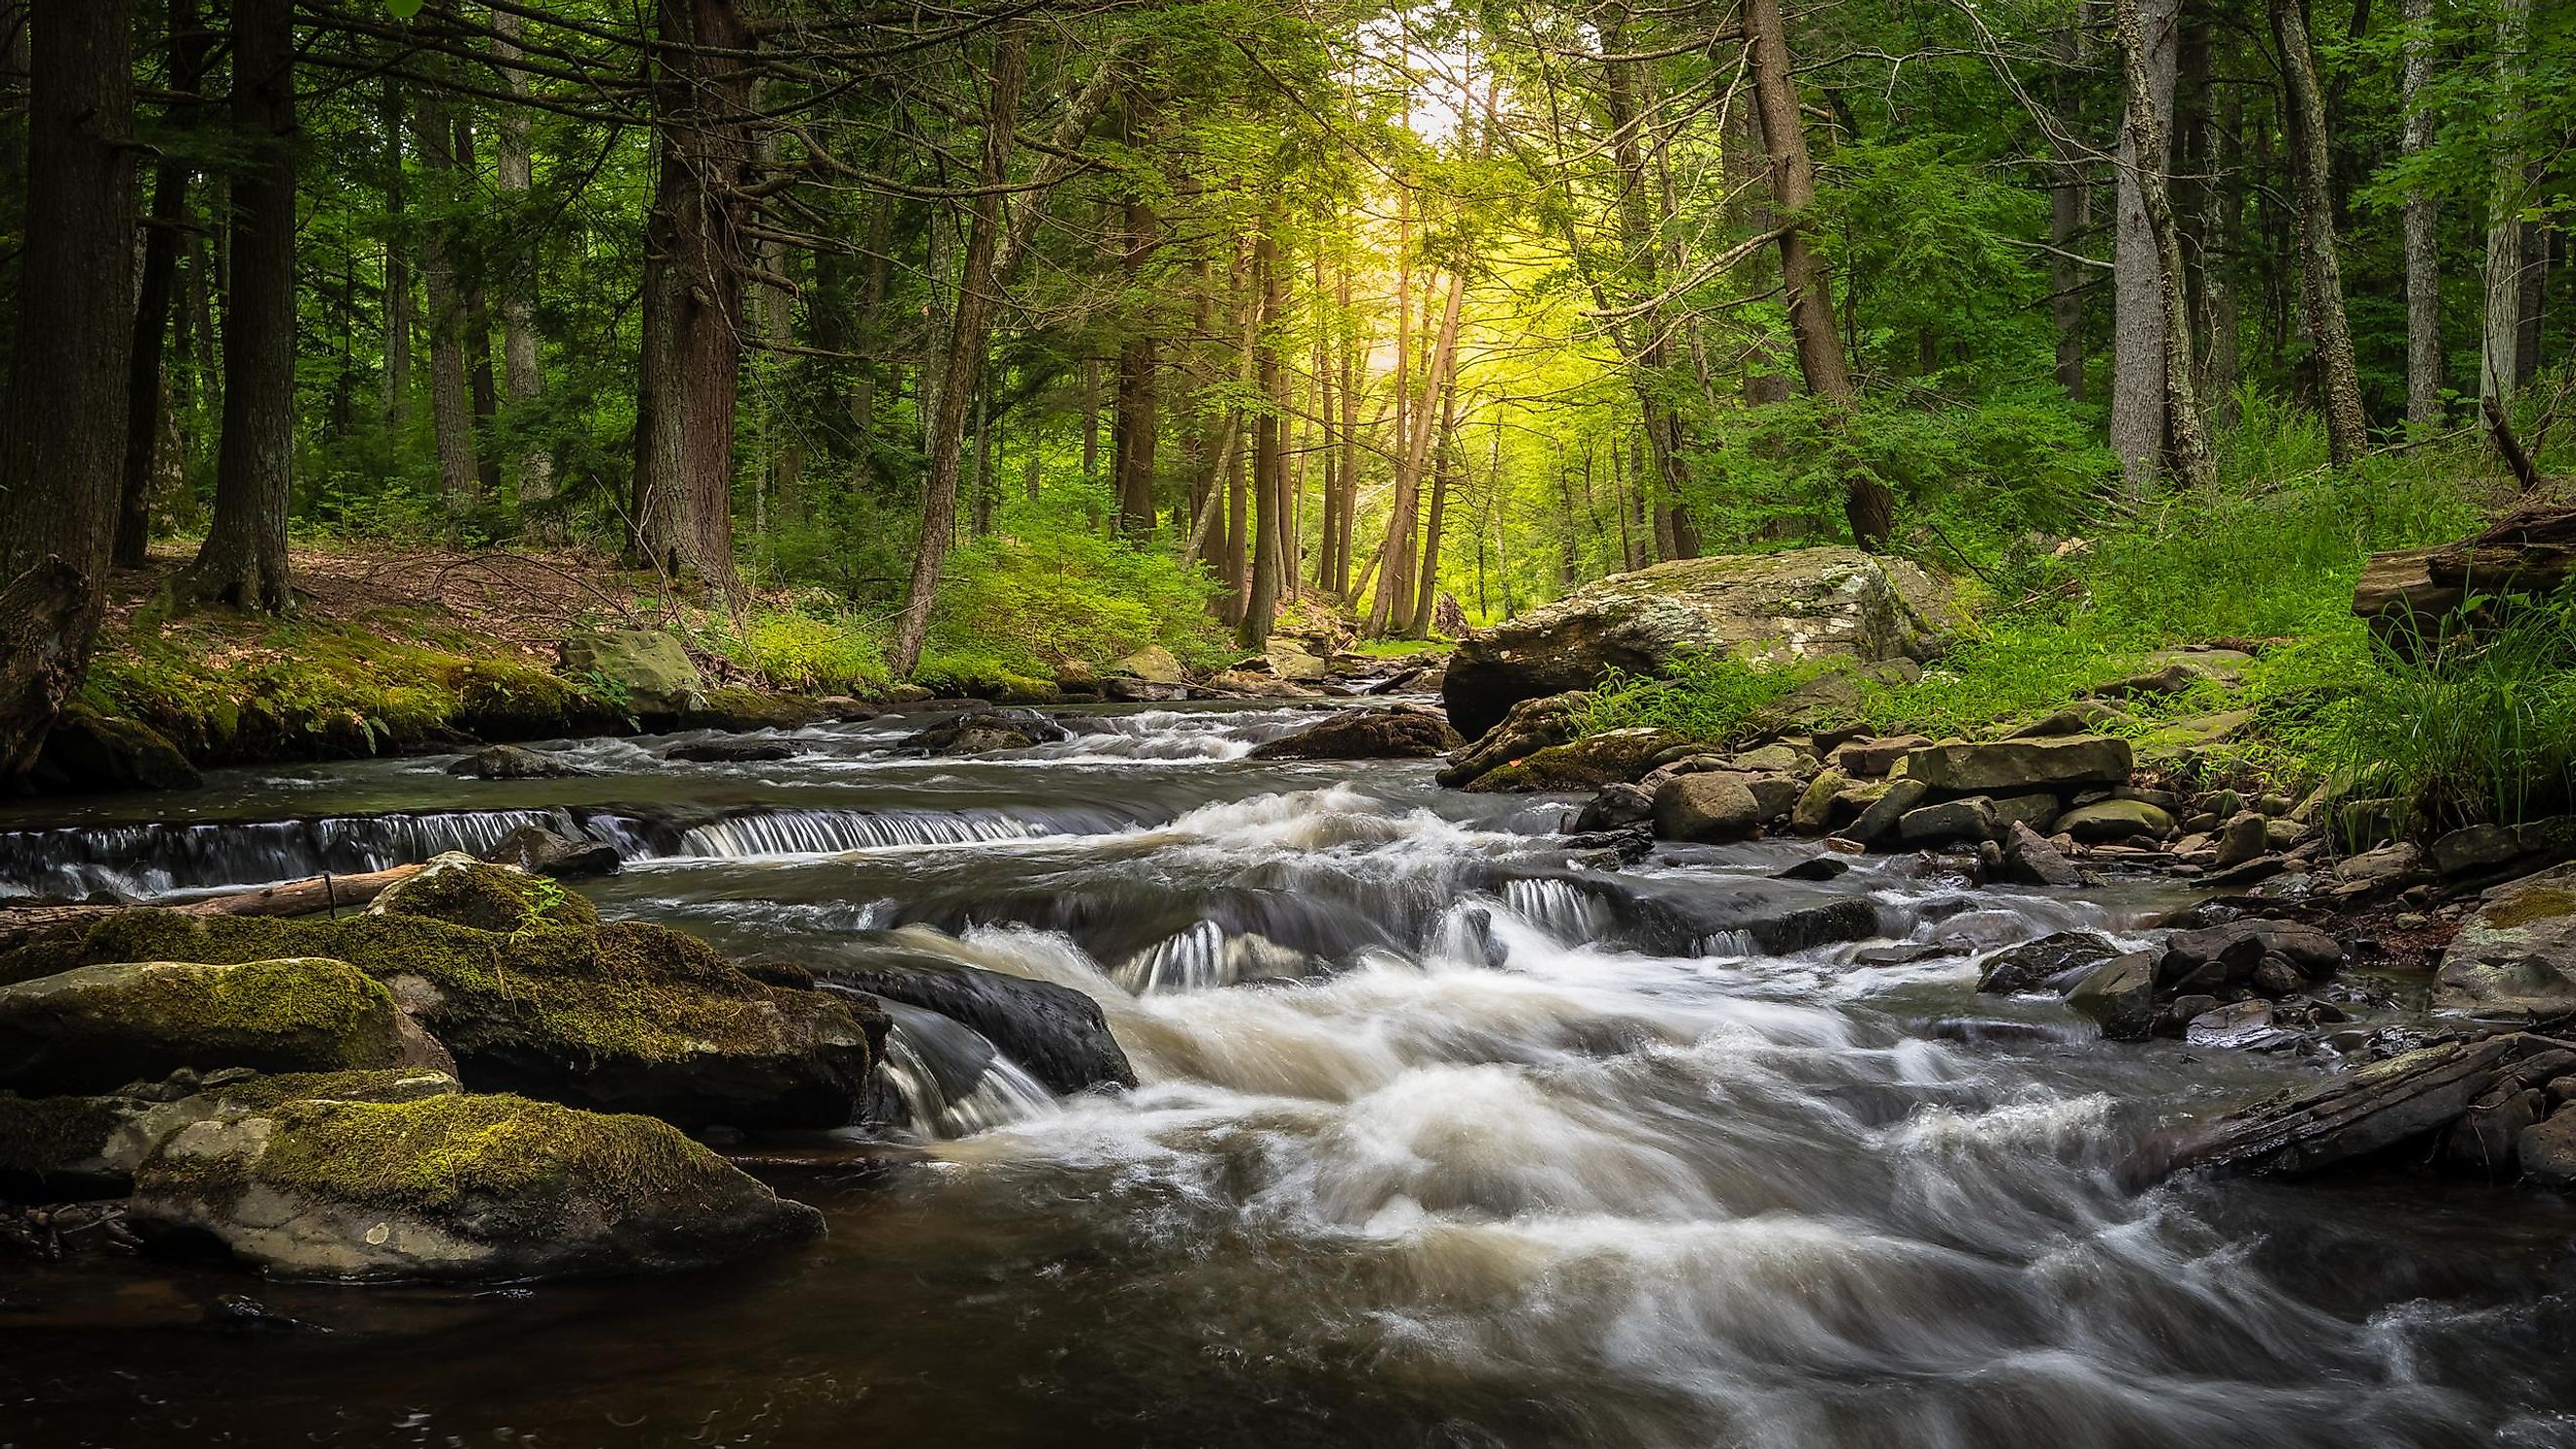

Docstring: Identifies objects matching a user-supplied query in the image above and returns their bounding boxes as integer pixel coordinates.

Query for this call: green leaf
[386,0,423,17]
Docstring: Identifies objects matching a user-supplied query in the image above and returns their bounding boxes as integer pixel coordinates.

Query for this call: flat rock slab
[2437,863,2576,1017]
[1902,736,2132,796]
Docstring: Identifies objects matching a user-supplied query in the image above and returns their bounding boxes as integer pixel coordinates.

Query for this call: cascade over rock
[1441,547,1956,741]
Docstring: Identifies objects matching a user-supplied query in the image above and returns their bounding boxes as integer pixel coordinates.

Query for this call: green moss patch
[0,957,412,1094]
[0,1092,122,1176]
[374,858,600,934]
[2489,888,2576,931]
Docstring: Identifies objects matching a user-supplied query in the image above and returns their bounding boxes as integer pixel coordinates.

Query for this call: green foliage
[1577,653,1828,744]
[715,608,892,695]
[918,494,1228,683]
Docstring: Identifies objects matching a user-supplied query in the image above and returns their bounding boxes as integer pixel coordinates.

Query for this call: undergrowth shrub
[1578,654,1828,743]
[918,496,1226,682]
[717,608,890,695]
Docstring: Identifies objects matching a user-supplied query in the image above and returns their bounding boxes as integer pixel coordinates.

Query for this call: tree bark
[2111,0,2181,494]
[2274,0,2369,465]
[381,79,411,432]
[0,0,135,773]
[2115,0,2218,493]
[886,28,1026,676]
[1239,231,1284,649]
[1743,0,1896,549]
[2478,0,2527,404]
[1598,13,1702,559]
[630,0,754,591]
[174,0,294,614]
[491,7,551,515]
[413,93,481,511]
[1113,190,1159,536]
[114,0,209,568]
[2399,0,2440,426]
[1408,387,1458,638]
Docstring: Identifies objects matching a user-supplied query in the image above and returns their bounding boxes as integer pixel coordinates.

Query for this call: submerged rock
[447,744,590,781]
[129,1093,820,1281]
[898,708,1070,756]
[1440,546,1955,741]
[1247,705,1462,761]
[0,958,451,1097]
[665,739,797,764]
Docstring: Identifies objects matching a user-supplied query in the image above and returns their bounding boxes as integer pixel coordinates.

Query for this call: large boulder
[129,1092,821,1281]
[1247,705,1462,761]
[7,907,883,1130]
[0,958,451,1096]
[370,852,601,934]
[2437,863,2576,1017]
[898,707,1070,756]
[1108,645,1189,685]
[1462,728,1688,794]
[825,953,1133,1097]
[1653,774,1762,843]
[1436,690,1591,788]
[558,630,706,716]
[27,704,201,793]
[0,1067,460,1197]
[1441,547,1955,741]
[1901,737,2132,796]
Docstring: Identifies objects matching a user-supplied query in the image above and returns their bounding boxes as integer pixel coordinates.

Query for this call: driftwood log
[2353,503,2576,647]
[0,861,426,953]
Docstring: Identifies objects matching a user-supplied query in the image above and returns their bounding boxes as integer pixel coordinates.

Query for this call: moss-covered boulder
[2438,863,2576,1017]
[129,1093,822,1281]
[0,1067,459,1197]
[558,629,705,716]
[6,911,880,1129]
[1462,728,1690,794]
[0,958,452,1096]
[25,704,202,793]
[368,852,601,934]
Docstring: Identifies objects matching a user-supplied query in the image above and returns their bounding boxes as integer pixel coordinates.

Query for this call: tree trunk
[2479,0,2527,404]
[2398,0,2440,426]
[1598,13,1702,559]
[174,0,293,613]
[886,28,1026,676]
[631,0,753,591]
[114,0,207,568]
[2274,0,2369,465]
[0,0,135,772]
[491,7,551,515]
[1113,193,1159,536]
[1743,0,1895,549]
[1408,387,1458,639]
[2111,0,2181,494]
[413,93,481,512]
[2515,216,2548,389]
[1333,258,1361,596]
[381,79,411,432]
[2115,0,2218,493]
[1239,231,1283,649]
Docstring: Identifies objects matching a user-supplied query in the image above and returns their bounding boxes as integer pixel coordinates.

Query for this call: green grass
[708,607,892,695]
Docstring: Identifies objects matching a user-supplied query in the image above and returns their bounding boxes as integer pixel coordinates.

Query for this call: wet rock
[664,739,796,764]
[478,825,620,880]
[2056,799,2172,843]
[2250,957,2311,997]
[2004,702,2128,739]
[1848,778,1929,845]
[2183,1000,2293,1050]
[2518,1108,2576,1187]
[2435,863,2576,1017]
[1898,796,1996,845]
[827,955,1134,1097]
[1853,942,1949,965]
[129,1093,820,1282]
[1977,931,2119,993]
[1902,737,2133,800]
[1746,899,1879,955]
[899,708,1070,756]
[1573,783,1654,832]
[0,959,449,1097]
[2430,824,2522,877]
[2066,950,2159,1040]
[1436,691,1590,788]
[558,630,706,716]
[1773,856,1851,882]
[1791,769,1848,835]
[1653,774,1762,843]
[448,744,591,781]
[2213,813,2270,870]
[1440,546,1955,740]
[371,853,601,935]
[1999,821,2081,887]
[28,704,201,793]
[1,1068,461,1197]
[2442,1084,2545,1176]
[1463,728,1688,794]
[2159,918,2342,991]
[1246,705,1462,761]
[1829,735,1930,778]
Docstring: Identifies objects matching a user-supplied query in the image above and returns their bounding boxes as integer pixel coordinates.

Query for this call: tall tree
[2274,0,2368,464]
[413,90,482,511]
[2399,0,2441,426]
[115,0,212,566]
[491,6,551,517]
[2115,0,2217,493]
[2479,0,2529,403]
[1239,227,1284,649]
[0,0,136,770]
[174,0,295,613]
[2110,0,2181,494]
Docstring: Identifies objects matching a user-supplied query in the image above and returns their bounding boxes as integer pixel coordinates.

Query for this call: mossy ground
[0,1093,121,1175]
[380,858,600,934]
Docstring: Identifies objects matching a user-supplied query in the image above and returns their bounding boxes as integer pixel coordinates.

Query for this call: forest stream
[3,699,2574,1448]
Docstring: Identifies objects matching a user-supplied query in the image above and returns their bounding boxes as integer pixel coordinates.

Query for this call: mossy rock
[452,660,615,739]
[1463,728,1691,794]
[0,1067,459,1198]
[0,958,452,1097]
[558,630,705,716]
[7,911,881,1129]
[130,1093,822,1281]
[26,704,202,793]
[683,686,823,732]
[369,853,601,934]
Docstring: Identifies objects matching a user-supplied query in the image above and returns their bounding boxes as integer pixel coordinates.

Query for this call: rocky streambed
[2,698,2575,1447]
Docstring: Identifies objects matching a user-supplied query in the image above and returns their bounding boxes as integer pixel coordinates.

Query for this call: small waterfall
[676,808,1053,857]
[0,807,597,900]
[1115,921,1308,994]
[1500,877,1612,941]
[871,1002,1057,1140]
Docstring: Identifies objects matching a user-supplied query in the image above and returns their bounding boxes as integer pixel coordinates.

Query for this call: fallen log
[0,862,426,952]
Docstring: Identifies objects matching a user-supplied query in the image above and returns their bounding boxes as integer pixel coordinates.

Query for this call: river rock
[2519,1108,2576,1187]
[128,1093,822,1281]
[2056,799,2173,843]
[2430,824,2523,877]
[478,825,621,879]
[1573,783,1655,832]
[1203,669,1320,700]
[559,630,706,716]
[448,744,592,781]
[2212,813,2270,869]
[665,739,796,764]
[1465,728,1691,794]
[2159,918,2342,989]
[1791,770,1848,835]
[1830,735,1930,778]
[1976,931,2119,993]
[1999,820,2081,887]
[1653,775,1762,843]
[1848,778,1928,844]
[1440,547,1954,741]
[826,955,1134,1097]
[899,708,1069,755]
[1109,645,1189,685]
[1435,691,1591,788]
[2065,950,2159,1040]
[0,958,450,1097]
[371,853,602,934]
[1264,639,1331,682]
[28,704,201,793]
[2436,863,2576,1016]
[13,908,885,1130]
[1901,737,2132,796]
[0,1067,461,1197]
[1247,705,1462,761]
[2004,702,2127,740]
[2442,1083,2545,1175]
[2131,1034,2538,1183]
[1898,796,1996,845]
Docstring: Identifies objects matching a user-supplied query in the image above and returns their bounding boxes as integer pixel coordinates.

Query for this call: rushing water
[5,702,2576,1448]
